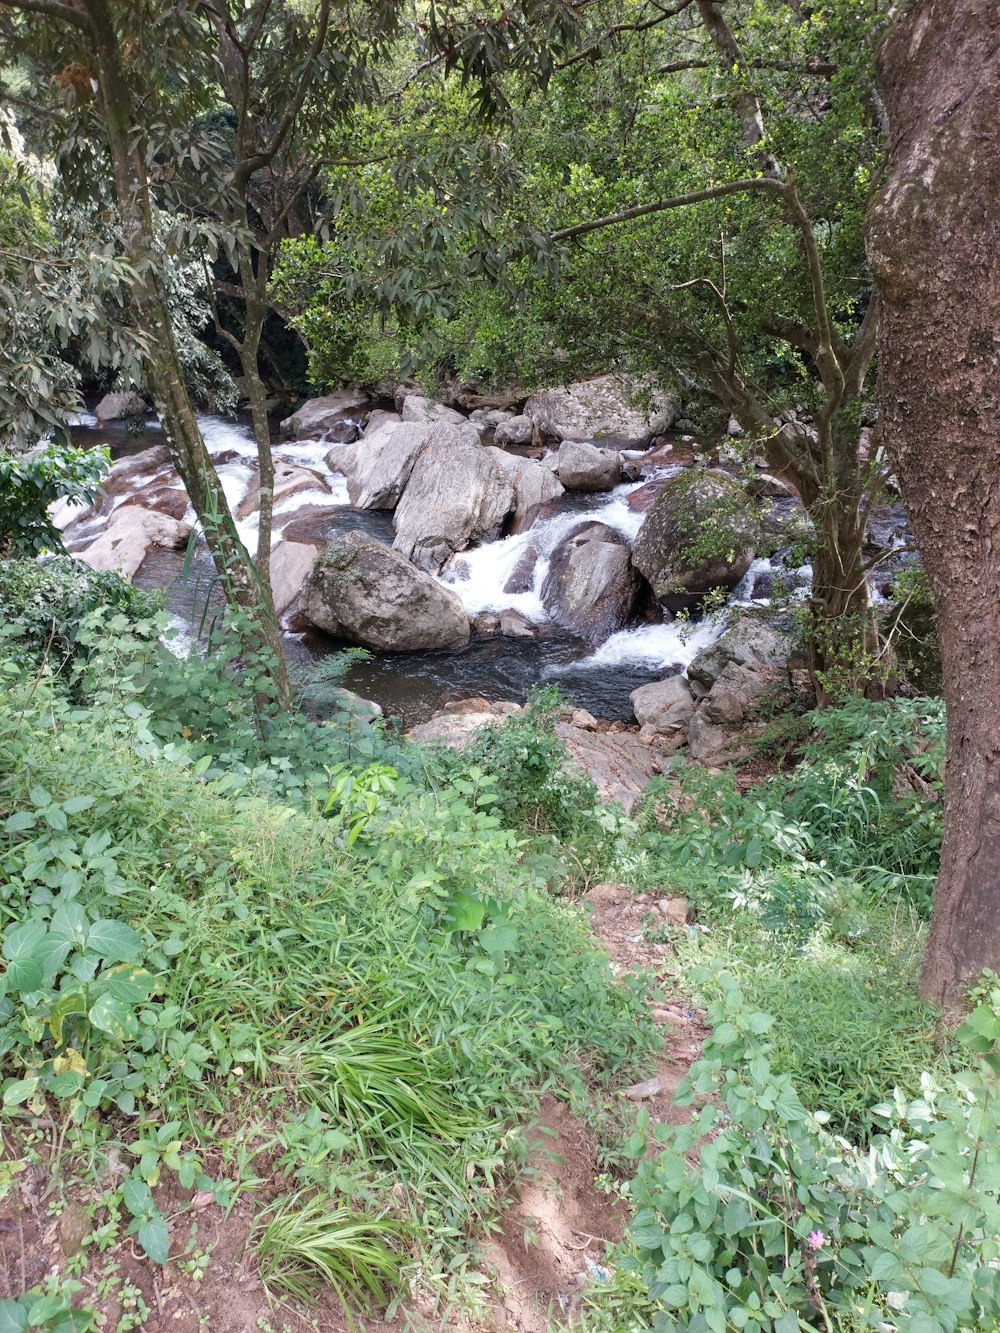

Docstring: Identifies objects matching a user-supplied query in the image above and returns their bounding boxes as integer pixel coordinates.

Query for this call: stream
[69,410,815,726]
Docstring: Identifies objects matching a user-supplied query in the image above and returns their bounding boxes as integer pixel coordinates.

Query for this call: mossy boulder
[631,469,758,611]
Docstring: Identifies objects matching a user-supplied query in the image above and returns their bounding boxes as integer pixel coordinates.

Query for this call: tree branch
[0,0,89,30]
[557,0,695,70]
[550,175,784,242]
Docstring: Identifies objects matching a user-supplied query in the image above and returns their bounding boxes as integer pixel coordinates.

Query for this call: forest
[1,0,999,1329]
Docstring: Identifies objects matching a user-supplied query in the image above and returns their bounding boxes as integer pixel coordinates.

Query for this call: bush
[0,444,109,557]
[0,556,161,670]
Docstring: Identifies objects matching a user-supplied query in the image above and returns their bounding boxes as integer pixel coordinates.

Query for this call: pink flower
[807,1230,826,1251]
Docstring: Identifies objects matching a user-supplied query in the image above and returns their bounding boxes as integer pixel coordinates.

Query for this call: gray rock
[300,531,471,651]
[499,608,540,638]
[485,446,564,531]
[408,711,500,746]
[71,506,192,580]
[344,422,440,509]
[470,407,515,429]
[400,394,469,428]
[94,391,149,424]
[270,540,320,617]
[393,434,516,571]
[364,408,403,434]
[703,661,770,724]
[631,469,758,611]
[541,522,639,645]
[493,414,534,447]
[687,709,729,761]
[687,612,795,689]
[553,724,659,813]
[503,546,538,594]
[234,462,328,521]
[281,389,370,440]
[556,439,623,492]
[630,675,694,735]
[525,374,679,444]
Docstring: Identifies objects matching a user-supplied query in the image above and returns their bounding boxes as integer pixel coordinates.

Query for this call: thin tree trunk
[85,0,291,715]
[868,0,1000,1007]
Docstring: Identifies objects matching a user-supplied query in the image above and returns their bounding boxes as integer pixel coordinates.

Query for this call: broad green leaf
[138,1214,169,1264]
[86,919,141,963]
[3,919,46,961]
[444,890,486,932]
[122,1177,154,1216]
[2,1077,39,1107]
[0,1299,27,1333]
[61,795,95,814]
[2,810,37,832]
[105,965,155,1005]
[5,956,42,994]
[48,991,88,1044]
[88,993,138,1041]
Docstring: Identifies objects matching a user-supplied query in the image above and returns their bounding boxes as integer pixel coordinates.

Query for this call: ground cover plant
[0,614,656,1326]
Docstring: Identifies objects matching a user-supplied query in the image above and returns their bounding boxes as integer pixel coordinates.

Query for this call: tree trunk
[85,0,292,716]
[868,0,1000,1007]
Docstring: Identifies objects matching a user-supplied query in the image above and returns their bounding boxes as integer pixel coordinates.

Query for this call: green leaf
[105,965,155,1005]
[61,795,95,814]
[138,1214,169,1264]
[122,1177,154,1216]
[48,991,88,1044]
[2,1077,39,1107]
[86,919,141,963]
[88,993,138,1041]
[479,923,518,955]
[5,955,42,994]
[444,890,486,932]
[3,810,37,832]
[3,919,46,961]
[0,1299,28,1332]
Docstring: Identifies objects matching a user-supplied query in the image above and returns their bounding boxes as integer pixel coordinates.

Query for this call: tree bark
[868,0,1000,1007]
[82,0,292,716]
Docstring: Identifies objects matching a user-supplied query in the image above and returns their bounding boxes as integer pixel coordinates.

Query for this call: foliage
[0,1279,94,1332]
[583,973,1000,1333]
[0,447,109,558]
[0,557,159,668]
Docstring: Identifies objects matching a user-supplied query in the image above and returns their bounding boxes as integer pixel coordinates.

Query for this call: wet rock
[631,469,758,611]
[542,522,639,645]
[301,531,471,651]
[270,539,320,617]
[638,438,696,474]
[525,375,679,444]
[102,445,174,500]
[70,506,192,580]
[493,414,534,447]
[94,390,149,424]
[281,389,371,440]
[343,421,444,509]
[630,675,694,739]
[556,439,623,492]
[130,486,190,521]
[393,434,516,572]
[626,479,671,513]
[400,394,468,428]
[503,546,538,594]
[499,608,541,638]
[234,462,329,520]
[472,611,501,638]
[485,446,564,530]
[470,407,515,429]
[687,610,795,689]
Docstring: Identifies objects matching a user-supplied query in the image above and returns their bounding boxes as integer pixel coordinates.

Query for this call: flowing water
[69,411,812,726]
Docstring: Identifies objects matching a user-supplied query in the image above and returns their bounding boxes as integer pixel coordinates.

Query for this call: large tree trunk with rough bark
[868,0,1000,1008]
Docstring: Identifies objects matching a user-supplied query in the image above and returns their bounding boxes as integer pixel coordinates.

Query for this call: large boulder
[300,532,471,651]
[270,540,321,618]
[493,414,534,447]
[484,447,564,531]
[94,391,149,424]
[234,462,329,520]
[631,469,758,611]
[687,611,795,690]
[400,394,469,428]
[702,661,771,724]
[556,440,623,492]
[541,521,639,645]
[525,375,679,444]
[393,434,516,571]
[281,390,370,441]
[329,421,459,510]
[630,675,694,741]
[70,506,191,580]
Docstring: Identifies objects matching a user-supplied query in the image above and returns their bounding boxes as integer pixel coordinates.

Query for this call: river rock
[400,394,469,428]
[234,462,329,520]
[503,546,538,594]
[485,446,564,531]
[71,506,192,580]
[470,407,515,429]
[541,522,639,645]
[556,439,623,492]
[281,390,371,440]
[493,414,534,447]
[553,723,660,812]
[499,608,540,638]
[364,408,403,434]
[631,469,758,611]
[393,434,516,571]
[101,445,174,501]
[270,540,320,617]
[94,391,149,424]
[626,479,671,513]
[408,711,501,745]
[702,661,771,724]
[130,485,190,521]
[687,611,795,689]
[686,708,730,762]
[630,675,694,740]
[525,375,679,444]
[638,438,696,474]
[300,531,471,651]
[472,612,501,637]
[338,421,454,509]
